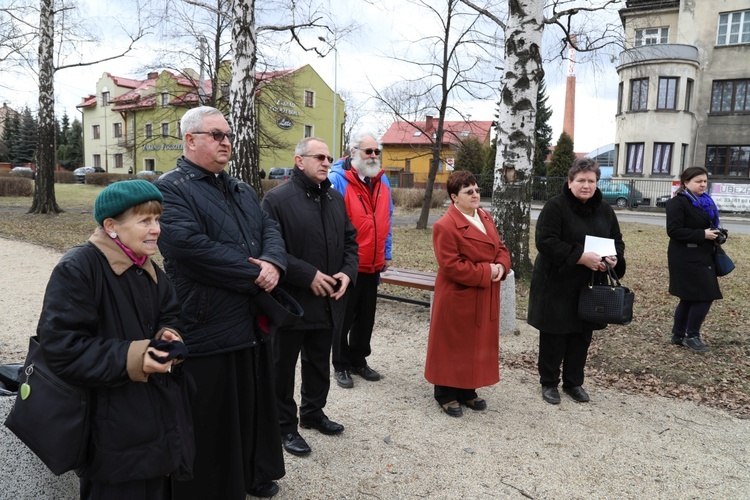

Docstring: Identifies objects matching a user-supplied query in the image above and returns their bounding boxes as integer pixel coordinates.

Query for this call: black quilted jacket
[156,157,287,356]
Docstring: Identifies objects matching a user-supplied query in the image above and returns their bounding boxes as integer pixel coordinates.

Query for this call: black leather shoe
[670,334,685,346]
[440,400,463,417]
[299,415,344,435]
[542,386,561,404]
[282,432,311,456]
[334,370,353,388]
[460,397,487,411]
[351,364,381,381]
[563,385,590,403]
[247,481,280,498]
[682,336,710,352]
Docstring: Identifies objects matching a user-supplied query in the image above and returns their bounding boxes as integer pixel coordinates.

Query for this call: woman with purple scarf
[665,166,726,352]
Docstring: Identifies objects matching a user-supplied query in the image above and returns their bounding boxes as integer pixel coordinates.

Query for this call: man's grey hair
[294,137,326,156]
[349,132,380,152]
[181,106,226,148]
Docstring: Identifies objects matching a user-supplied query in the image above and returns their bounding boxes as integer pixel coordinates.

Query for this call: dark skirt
[171,342,285,500]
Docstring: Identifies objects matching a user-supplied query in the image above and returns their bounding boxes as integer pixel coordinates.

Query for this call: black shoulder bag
[578,262,634,326]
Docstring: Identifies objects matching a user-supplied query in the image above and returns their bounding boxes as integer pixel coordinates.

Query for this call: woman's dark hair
[567,157,600,181]
[446,170,478,198]
[677,166,708,192]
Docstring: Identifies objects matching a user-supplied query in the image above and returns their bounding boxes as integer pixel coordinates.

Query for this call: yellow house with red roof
[380,116,494,188]
[77,65,343,175]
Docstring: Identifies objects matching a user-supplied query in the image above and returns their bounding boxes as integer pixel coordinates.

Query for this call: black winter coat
[156,157,287,356]
[261,168,359,331]
[39,230,194,484]
[666,193,722,301]
[527,185,626,334]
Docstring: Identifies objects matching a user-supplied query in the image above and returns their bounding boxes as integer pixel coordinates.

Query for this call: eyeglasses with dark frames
[191,131,235,142]
[459,189,480,196]
[300,154,334,163]
[355,147,381,156]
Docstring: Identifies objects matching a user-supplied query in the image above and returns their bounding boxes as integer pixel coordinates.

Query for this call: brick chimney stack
[425,115,434,134]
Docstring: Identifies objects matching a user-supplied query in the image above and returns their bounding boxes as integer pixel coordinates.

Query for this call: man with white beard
[329,133,393,389]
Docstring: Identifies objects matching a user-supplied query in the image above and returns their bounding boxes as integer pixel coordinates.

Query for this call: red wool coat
[424,204,512,389]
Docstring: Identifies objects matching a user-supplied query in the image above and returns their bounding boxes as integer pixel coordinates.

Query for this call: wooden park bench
[378,267,436,307]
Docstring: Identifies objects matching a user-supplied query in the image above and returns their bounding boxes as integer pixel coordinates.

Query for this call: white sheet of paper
[584,235,616,257]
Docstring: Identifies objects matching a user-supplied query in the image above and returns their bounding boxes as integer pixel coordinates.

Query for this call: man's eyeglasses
[355,147,381,156]
[300,154,334,163]
[191,131,234,142]
[459,189,480,196]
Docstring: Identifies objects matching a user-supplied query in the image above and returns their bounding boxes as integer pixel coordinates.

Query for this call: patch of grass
[1,188,749,415]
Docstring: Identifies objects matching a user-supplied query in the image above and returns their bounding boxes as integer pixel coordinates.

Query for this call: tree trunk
[30,0,61,215]
[229,0,262,194]
[490,0,544,279]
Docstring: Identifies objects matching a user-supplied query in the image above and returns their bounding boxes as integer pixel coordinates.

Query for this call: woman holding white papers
[527,158,626,405]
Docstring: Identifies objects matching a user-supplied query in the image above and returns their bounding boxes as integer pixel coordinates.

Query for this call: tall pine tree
[534,80,553,176]
[547,131,576,178]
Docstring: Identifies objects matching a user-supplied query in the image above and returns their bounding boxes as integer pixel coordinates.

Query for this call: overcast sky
[0,0,622,154]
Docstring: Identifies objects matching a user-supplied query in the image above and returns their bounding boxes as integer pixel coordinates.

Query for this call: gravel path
[1,236,749,499]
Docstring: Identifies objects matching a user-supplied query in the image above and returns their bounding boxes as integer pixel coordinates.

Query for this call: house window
[92,124,100,139]
[617,82,623,114]
[304,125,312,138]
[657,77,678,109]
[113,122,123,138]
[716,10,750,46]
[626,143,644,173]
[145,159,155,171]
[652,143,672,174]
[304,90,314,108]
[635,27,668,47]
[102,91,110,107]
[114,154,123,169]
[685,79,694,112]
[161,92,169,107]
[629,78,648,111]
[92,154,101,169]
[176,122,181,138]
[161,122,169,137]
[711,79,750,113]
[145,123,153,138]
[706,145,750,177]
[405,159,411,172]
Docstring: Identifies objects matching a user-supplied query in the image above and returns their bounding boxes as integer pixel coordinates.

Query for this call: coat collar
[446,203,494,244]
[89,228,158,283]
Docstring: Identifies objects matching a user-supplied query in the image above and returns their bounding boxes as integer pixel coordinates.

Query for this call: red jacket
[329,157,393,273]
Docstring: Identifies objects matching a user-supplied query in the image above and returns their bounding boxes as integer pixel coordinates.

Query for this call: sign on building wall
[711,182,750,213]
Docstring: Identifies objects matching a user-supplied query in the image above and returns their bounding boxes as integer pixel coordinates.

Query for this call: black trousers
[80,474,168,500]
[272,327,333,435]
[333,271,379,371]
[672,299,713,337]
[434,385,478,406]
[171,345,285,500]
[537,329,593,388]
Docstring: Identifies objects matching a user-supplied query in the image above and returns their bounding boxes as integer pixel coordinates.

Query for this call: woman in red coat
[424,171,511,417]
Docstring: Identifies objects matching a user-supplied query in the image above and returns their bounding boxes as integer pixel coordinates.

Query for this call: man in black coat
[261,137,359,457]
[156,106,286,499]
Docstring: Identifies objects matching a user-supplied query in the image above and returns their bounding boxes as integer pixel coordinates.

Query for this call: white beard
[352,156,381,178]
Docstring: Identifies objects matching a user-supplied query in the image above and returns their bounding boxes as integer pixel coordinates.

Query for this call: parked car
[136,170,164,179]
[268,167,293,180]
[73,166,105,184]
[597,180,644,208]
[655,194,673,208]
[9,166,34,179]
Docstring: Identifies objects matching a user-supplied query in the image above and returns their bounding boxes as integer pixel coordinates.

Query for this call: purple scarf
[680,190,720,228]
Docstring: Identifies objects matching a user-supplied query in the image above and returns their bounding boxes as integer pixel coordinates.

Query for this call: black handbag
[578,263,634,325]
[714,245,735,277]
[4,336,90,475]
